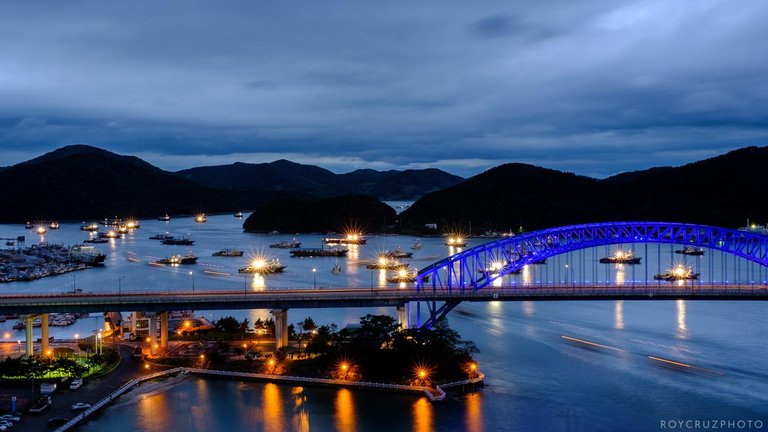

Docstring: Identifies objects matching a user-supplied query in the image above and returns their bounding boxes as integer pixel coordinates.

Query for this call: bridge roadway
[2,284,768,315]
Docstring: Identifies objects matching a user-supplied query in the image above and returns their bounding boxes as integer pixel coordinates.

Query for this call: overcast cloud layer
[1,0,766,177]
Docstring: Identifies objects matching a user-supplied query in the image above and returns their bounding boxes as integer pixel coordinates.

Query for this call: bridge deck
[1,284,767,314]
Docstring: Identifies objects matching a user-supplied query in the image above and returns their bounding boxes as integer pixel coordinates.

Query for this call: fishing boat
[411,240,423,250]
[444,235,466,247]
[382,248,413,259]
[158,214,171,222]
[234,211,244,218]
[162,236,194,245]
[25,221,34,229]
[149,233,174,240]
[49,221,60,230]
[83,237,109,244]
[675,246,705,256]
[386,269,429,283]
[69,245,107,265]
[98,230,120,239]
[654,264,699,281]
[212,248,244,257]
[238,258,285,274]
[323,232,366,245]
[194,214,207,223]
[366,256,410,270]
[290,247,349,257]
[36,226,47,235]
[270,239,301,249]
[80,223,100,232]
[599,250,642,264]
[155,254,199,265]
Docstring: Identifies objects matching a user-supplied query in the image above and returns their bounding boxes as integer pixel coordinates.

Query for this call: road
[18,343,151,431]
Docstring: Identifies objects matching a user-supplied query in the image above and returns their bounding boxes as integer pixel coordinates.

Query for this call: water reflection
[522,265,531,284]
[291,386,309,432]
[465,392,484,432]
[614,301,624,329]
[412,397,433,432]
[137,388,173,431]
[615,265,625,286]
[676,300,688,339]
[335,388,357,432]
[251,274,266,291]
[522,301,534,317]
[262,383,286,431]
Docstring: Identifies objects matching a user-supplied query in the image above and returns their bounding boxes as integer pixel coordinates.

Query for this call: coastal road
[19,343,153,432]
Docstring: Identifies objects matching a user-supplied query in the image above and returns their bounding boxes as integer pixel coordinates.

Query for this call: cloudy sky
[1,1,766,177]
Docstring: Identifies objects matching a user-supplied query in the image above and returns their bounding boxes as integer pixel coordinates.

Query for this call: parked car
[71,402,91,411]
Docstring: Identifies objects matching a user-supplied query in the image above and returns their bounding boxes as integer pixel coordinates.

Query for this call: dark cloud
[0,0,766,177]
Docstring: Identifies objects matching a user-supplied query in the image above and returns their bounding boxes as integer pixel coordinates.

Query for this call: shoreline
[53,366,485,431]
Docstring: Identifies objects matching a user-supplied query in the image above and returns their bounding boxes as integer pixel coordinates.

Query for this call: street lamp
[189,271,195,292]
[565,264,575,286]
[74,333,80,355]
[118,276,125,295]
[312,268,317,289]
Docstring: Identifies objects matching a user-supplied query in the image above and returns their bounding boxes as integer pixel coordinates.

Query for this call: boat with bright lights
[290,247,349,257]
[387,269,429,283]
[238,258,286,274]
[80,223,100,232]
[98,230,120,239]
[162,236,194,245]
[444,235,467,247]
[269,239,301,249]
[158,214,171,222]
[366,256,410,270]
[599,250,642,264]
[49,221,60,230]
[675,246,705,256]
[36,226,47,235]
[212,248,244,257]
[323,233,366,245]
[155,254,199,265]
[654,265,699,281]
[194,214,207,223]
[24,221,34,229]
[234,211,244,218]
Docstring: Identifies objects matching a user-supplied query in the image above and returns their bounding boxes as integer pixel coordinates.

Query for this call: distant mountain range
[177,161,463,200]
[0,145,460,223]
[400,146,768,232]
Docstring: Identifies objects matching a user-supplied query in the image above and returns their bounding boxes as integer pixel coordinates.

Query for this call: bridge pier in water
[148,312,158,355]
[271,309,288,349]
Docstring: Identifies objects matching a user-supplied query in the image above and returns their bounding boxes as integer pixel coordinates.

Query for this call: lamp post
[189,271,195,292]
[74,333,80,355]
[312,268,317,289]
[565,264,575,286]
[118,276,125,295]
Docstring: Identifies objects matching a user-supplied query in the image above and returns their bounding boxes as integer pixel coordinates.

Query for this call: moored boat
[194,213,207,223]
[49,221,60,230]
[411,240,423,250]
[366,256,410,270]
[290,247,349,257]
[69,245,107,265]
[162,236,195,245]
[599,250,642,264]
[238,258,285,274]
[675,246,705,256]
[158,214,171,222]
[234,211,244,218]
[381,248,413,259]
[323,232,366,245]
[149,233,174,240]
[212,248,244,257]
[654,264,699,281]
[80,223,100,232]
[269,239,301,249]
[155,254,199,265]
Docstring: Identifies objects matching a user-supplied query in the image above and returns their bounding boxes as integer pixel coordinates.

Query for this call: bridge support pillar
[25,316,34,356]
[397,304,410,330]
[159,312,168,350]
[130,312,138,334]
[271,309,288,350]
[41,313,49,355]
[148,313,158,356]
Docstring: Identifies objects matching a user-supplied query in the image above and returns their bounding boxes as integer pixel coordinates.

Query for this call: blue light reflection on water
[1,216,767,431]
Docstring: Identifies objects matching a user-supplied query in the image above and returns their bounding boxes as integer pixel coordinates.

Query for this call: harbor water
[1,215,766,431]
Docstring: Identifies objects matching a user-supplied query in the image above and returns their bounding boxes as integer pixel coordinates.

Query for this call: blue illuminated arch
[416,222,768,293]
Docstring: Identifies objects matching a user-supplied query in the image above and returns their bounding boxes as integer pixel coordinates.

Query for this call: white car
[71,402,91,411]
[0,416,18,422]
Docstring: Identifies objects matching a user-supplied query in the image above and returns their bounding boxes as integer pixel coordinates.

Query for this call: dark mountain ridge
[400,146,768,232]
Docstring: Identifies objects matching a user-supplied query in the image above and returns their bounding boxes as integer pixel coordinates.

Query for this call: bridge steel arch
[414,222,768,328]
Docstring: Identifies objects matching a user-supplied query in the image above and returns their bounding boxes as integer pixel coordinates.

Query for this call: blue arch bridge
[1,222,767,356]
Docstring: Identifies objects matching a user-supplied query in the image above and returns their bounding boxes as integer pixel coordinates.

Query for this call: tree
[300,317,317,333]
[215,316,242,333]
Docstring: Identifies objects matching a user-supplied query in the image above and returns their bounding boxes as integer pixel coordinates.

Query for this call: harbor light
[673,265,687,278]
[490,261,503,272]
[378,256,388,266]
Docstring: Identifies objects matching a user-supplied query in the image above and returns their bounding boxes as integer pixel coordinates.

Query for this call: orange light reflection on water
[334,388,357,432]
[465,392,484,432]
[412,397,433,432]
